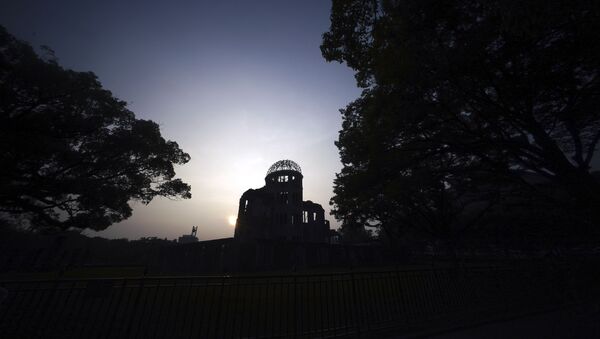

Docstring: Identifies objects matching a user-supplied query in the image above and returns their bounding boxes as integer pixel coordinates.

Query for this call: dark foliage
[0,26,191,232]
[321,0,600,242]
[337,220,374,244]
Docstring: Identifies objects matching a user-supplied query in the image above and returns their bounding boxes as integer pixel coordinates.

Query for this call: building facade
[234,160,330,242]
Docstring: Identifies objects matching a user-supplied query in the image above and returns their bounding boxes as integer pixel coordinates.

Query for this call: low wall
[0,233,397,274]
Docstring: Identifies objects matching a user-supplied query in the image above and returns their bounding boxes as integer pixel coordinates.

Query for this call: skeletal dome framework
[266,159,302,176]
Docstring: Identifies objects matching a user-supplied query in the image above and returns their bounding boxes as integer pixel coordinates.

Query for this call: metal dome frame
[266,159,302,175]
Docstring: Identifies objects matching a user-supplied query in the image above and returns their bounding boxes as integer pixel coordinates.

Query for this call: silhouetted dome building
[234,160,330,242]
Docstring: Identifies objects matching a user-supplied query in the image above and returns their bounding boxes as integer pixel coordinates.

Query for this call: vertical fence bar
[230,277,241,339]
[394,270,408,325]
[202,277,215,338]
[373,272,385,324]
[424,271,435,318]
[380,272,390,324]
[239,278,250,338]
[340,274,350,335]
[122,279,139,336]
[328,274,335,337]
[220,277,232,339]
[318,277,325,337]
[0,283,18,326]
[161,279,179,338]
[197,277,211,338]
[390,271,402,323]
[134,277,155,338]
[432,269,444,319]
[69,281,89,336]
[100,279,126,338]
[368,272,378,324]
[146,278,164,339]
[87,279,116,338]
[261,277,270,338]
[408,272,418,323]
[217,276,230,339]
[277,276,284,337]
[254,278,262,339]
[126,279,144,338]
[350,271,361,337]
[13,281,42,335]
[292,274,298,338]
[180,278,194,339]
[38,280,67,336]
[47,280,76,336]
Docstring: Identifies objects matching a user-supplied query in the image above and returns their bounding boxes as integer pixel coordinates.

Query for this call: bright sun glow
[228,215,237,226]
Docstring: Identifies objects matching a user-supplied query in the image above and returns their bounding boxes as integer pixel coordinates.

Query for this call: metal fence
[1,264,599,338]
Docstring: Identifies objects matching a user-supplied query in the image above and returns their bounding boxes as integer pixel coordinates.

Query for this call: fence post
[350,271,361,337]
[293,274,298,338]
[125,278,145,338]
[213,275,226,338]
[105,279,128,338]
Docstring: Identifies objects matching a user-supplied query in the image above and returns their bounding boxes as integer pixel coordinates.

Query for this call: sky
[0,0,361,240]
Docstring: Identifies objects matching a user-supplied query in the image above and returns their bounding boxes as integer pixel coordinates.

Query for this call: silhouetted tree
[322,1,600,237]
[0,26,191,232]
[337,219,374,243]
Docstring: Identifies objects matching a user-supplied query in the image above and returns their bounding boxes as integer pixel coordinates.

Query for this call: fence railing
[1,264,599,338]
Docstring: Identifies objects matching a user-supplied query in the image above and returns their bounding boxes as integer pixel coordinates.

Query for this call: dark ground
[393,306,600,338]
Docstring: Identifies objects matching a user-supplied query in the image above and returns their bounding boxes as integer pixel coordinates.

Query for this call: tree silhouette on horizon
[321,0,600,242]
[0,26,191,233]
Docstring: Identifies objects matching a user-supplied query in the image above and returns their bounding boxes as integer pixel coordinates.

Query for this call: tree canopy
[321,0,600,241]
[0,26,191,232]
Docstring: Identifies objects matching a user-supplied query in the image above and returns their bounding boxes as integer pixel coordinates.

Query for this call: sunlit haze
[0,0,360,240]
[228,216,237,227]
